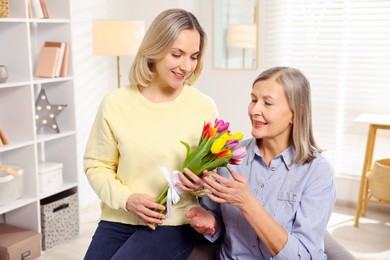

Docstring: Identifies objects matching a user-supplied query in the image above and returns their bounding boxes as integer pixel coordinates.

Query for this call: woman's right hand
[126,193,166,230]
[176,168,206,192]
[185,206,218,236]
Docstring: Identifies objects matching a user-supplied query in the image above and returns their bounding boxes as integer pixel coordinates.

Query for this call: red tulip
[216,149,232,159]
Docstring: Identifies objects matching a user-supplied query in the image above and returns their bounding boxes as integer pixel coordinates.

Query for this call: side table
[354,113,390,227]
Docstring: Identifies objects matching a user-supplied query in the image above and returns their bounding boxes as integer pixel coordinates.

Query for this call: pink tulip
[217,122,230,133]
[214,118,223,127]
[225,139,239,149]
[232,146,247,159]
[214,119,230,133]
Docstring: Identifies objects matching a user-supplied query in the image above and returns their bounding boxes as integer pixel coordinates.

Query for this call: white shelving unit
[0,0,79,250]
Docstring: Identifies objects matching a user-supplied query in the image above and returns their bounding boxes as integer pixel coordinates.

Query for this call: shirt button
[271,167,276,171]
[260,184,265,188]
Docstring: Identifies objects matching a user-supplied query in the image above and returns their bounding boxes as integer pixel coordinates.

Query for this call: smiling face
[248,78,294,146]
[152,29,200,92]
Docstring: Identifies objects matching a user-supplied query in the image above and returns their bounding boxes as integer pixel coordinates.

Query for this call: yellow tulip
[211,132,229,154]
[227,132,244,141]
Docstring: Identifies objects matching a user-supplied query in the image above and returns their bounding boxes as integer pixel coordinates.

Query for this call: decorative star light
[35,89,67,134]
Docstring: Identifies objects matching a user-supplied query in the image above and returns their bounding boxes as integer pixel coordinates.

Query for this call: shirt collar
[243,138,295,170]
[281,146,295,170]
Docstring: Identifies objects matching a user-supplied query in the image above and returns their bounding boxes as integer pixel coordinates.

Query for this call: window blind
[262,0,390,176]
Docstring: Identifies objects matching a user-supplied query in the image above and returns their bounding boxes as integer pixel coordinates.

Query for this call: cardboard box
[0,224,41,260]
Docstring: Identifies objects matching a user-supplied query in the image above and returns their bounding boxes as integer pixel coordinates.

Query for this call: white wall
[71,0,109,206]
[71,0,360,208]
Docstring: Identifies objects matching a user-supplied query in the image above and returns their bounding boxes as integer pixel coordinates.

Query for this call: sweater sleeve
[83,95,132,211]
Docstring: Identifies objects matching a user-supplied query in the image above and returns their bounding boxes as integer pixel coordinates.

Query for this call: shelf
[29,19,71,24]
[0,140,34,152]
[36,131,76,143]
[0,81,32,89]
[0,0,79,251]
[0,197,37,215]
[39,182,78,200]
[0,18,27,23]
[32,76,73,84]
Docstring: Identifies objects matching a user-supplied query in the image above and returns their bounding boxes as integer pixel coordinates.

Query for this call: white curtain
[262,0,390,176]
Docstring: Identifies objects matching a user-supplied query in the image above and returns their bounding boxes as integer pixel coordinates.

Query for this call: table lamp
[93,20,145,88]
[227,24,256,68]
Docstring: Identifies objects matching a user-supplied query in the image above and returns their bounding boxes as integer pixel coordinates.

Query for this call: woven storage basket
[367,158,390,202]
[0,0,10,18]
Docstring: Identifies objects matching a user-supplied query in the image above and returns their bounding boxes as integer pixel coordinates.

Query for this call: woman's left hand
[203,169,251,209]
[185,206,218,236]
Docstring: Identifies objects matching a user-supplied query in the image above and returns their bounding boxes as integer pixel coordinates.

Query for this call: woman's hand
[125,193,166,230]
[204,169,252,210]
[186,207,218,236]
[176,168,205,192]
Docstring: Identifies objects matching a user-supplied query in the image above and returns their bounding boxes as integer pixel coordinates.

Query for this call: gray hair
[253,66,322,163]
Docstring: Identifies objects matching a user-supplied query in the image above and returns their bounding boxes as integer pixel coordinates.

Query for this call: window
[261,0,390,176]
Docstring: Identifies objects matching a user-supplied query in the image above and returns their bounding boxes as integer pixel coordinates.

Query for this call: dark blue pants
[84,220,197,260]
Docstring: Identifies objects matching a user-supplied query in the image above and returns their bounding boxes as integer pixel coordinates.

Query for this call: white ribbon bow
[159,166,184,219]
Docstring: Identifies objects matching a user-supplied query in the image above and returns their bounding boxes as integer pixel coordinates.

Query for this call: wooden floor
[37,200,390,260]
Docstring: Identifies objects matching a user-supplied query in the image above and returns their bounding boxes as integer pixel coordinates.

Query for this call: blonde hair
[129,8,207,87]
[253,67,322,164]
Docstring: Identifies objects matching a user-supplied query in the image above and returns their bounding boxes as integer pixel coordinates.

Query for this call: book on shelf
[35,46,60,78]
[40,0,51,19]
[35,41,69,78]
[28,0,32,18]
[60,43,70,77]
[30,0,44,18]
[44,41,65,77]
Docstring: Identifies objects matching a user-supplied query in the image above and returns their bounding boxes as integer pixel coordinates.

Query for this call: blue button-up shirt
[202,138,336,259]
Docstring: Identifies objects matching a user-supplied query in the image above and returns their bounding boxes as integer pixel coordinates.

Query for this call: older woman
[186,67,336,259]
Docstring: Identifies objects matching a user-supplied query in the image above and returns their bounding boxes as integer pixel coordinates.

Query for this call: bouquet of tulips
[155,119,247,219]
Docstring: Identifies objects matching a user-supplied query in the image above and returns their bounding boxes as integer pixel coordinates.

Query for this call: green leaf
[180,141,191,157]
[200,157,230,172]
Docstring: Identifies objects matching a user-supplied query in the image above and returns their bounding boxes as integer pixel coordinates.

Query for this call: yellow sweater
[84,84,218,226]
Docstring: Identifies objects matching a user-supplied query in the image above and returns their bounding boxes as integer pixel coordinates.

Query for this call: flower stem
[226,166,233,176]
[156,186,169,204]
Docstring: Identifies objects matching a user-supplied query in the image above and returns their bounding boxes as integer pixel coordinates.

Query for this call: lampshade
[93,20,145,56]
[227,24,257,49]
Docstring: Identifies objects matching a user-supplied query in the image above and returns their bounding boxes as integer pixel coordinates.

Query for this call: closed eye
[191,53,199,60]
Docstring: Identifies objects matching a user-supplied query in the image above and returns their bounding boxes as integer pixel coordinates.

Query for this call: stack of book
[29,0,51,19]
[35,41,70,78]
